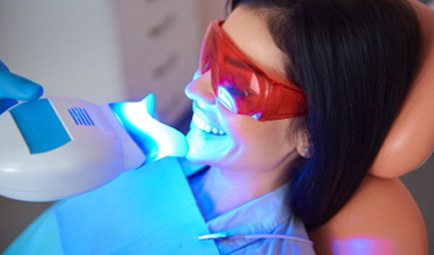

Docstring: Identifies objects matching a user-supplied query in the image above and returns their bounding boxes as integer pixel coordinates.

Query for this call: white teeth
[192,114,226,136]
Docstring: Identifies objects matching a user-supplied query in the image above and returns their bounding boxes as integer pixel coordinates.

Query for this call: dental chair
[309,1,434,254]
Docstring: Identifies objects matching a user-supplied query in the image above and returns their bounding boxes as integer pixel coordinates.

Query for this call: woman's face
[185,6,301,172]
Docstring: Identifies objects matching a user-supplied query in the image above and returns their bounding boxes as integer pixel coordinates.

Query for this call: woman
[3,0,422,254]
[218,0,421,227]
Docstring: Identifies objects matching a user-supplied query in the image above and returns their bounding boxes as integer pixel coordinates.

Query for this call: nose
[184,69,216,105]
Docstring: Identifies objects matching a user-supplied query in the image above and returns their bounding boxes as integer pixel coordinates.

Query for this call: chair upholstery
[310,1,433,254]
[370,0,434,178]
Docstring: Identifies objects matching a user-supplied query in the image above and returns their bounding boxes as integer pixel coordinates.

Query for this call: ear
[295,128,311,158]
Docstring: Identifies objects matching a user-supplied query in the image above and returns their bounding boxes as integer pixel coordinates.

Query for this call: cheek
[217,105,294,156]
[216,104,251,139]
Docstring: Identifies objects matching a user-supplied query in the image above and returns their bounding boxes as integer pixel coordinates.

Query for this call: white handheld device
[0,94,188,202]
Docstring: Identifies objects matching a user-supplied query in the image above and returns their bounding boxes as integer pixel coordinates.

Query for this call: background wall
[0,0,432,253]
[0,0,125,104]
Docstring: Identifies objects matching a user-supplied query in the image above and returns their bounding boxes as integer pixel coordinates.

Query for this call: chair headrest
[370,0,434,178]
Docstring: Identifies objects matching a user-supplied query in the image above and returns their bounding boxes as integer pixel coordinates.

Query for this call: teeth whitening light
[0,94,188,202]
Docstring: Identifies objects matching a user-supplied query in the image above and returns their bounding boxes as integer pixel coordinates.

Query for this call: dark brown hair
[228,0,421,228]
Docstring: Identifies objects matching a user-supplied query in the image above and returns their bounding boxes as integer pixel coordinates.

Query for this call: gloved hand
[0,60,44,114]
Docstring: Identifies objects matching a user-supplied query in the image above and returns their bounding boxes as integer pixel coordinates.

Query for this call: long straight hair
[228,0,421,228]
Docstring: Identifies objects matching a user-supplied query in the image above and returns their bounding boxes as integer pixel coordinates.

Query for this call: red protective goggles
[199,20,307,121]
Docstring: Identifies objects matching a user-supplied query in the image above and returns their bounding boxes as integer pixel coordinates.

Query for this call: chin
[185,126,234,165]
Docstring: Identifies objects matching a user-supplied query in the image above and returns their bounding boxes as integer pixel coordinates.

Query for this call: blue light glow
[332,237,394,254]
[251,113,262,120]
[217,86,237,113]
[192,69,201,81]
[111,94,188,163]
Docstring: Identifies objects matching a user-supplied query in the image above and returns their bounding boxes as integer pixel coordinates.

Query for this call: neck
[189,161,292,221]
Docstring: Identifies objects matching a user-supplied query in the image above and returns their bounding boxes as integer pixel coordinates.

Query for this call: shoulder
[308,175,428,255]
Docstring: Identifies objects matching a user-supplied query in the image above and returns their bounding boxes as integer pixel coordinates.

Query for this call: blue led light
[110,94,188,163]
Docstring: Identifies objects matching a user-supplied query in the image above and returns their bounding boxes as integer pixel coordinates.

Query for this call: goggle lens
[199,20,307,121]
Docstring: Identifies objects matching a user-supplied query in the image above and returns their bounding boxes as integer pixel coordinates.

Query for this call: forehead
[221,6,289,84]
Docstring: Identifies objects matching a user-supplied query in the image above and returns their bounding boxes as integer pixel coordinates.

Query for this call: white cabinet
[113,0,203,124]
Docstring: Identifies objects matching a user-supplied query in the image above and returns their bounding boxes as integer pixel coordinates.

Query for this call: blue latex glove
[0,60,44,114]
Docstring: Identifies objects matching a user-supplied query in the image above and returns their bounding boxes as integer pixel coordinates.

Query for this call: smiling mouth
[192,114,226,136]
